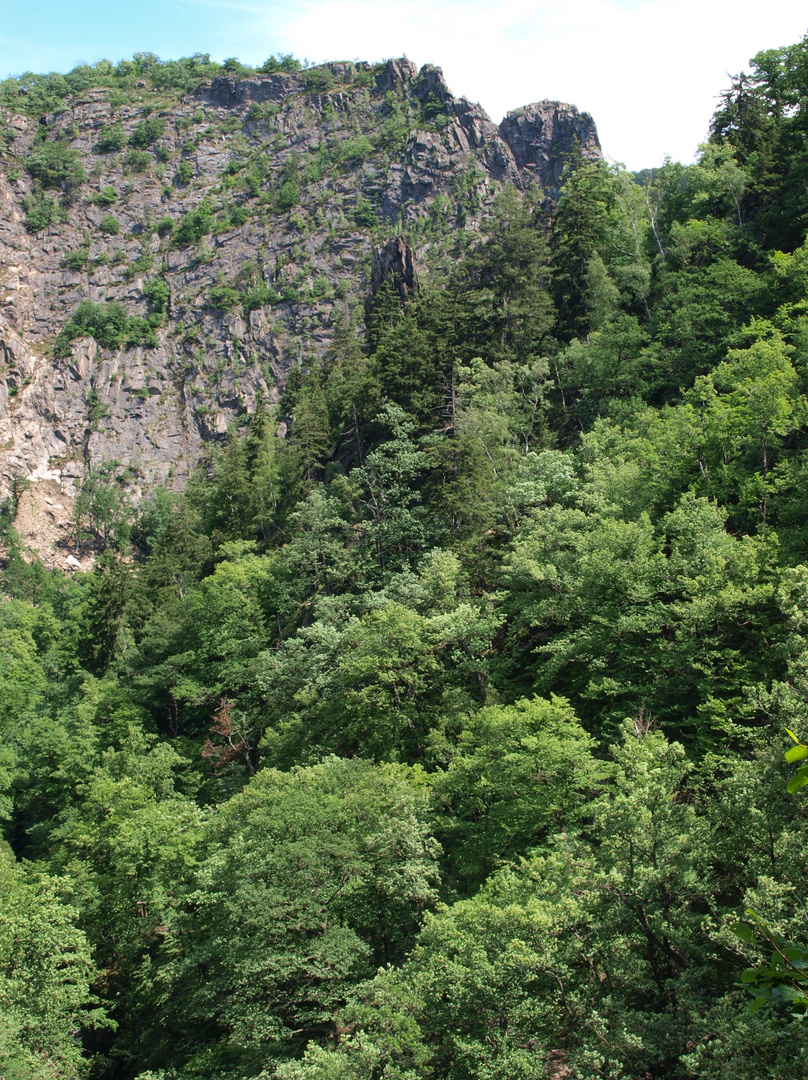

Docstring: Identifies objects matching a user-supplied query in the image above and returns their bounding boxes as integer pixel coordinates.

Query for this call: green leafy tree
[129,489,212,623]
[681,326,805,526]
[174,199,214,247]
[711,32,808,251]
[76,551,131,673]
[0,849,106,1079]
[139,757,438,1078]
[431,695,598,890]
[283,726,717,1080]
[461,185,556,364]
[550,157,617,339]
[289,372,331,485]
[54,300,157,357]
[258,54,302,74]
[128,545,273,738]
[97,122,126,152]
[357,404,429,574]
[45,732,201,1072]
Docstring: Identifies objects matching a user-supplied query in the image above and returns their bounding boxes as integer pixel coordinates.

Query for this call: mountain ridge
[0,56,600,567]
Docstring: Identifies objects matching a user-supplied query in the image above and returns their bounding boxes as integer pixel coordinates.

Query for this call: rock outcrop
[0,57,601,558]
[499,101,602,198]
[368,237,418,304]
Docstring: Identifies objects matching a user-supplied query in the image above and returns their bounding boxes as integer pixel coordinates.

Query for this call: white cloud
[227,0,806,169]
[5,0,803,169]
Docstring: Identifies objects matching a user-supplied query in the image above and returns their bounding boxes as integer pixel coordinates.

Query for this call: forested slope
[3,32,808,1080]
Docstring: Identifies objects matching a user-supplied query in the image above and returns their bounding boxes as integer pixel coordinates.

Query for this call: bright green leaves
[555,313,654,428]
[144,758,439,1077]
[0,605,50,723]
[731,910,808,1017]
[505,484,779,742]
[785,728,808,794]
[785,744,808,768]
[0,600,66,831]
[431,695,598,889]
[173,198,214,247]
[723,728,808,1034]
[26,139,85,192]
[254,559,503,767]
[128,115,165,149]
[682,326,805,526]
[290,726,717,1080]
[731,920,756,944]
[335,603,440,760]
[47,730,200,967]
[53,299,158,357]
[690,142,749,228]
[0,851,106,1078]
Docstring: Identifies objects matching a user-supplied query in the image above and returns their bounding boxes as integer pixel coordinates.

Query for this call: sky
[0,0,806,171]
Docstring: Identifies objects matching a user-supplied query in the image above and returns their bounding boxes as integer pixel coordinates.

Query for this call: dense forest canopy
[3,30,808,1080]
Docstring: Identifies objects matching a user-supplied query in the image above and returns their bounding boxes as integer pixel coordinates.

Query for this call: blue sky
[1,0,806,170]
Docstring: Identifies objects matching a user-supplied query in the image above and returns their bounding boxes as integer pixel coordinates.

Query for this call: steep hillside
[0,57,599,563]
[4,32,808,1080]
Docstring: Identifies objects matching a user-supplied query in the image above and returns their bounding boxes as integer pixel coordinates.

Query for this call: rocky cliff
[0,58,600,564]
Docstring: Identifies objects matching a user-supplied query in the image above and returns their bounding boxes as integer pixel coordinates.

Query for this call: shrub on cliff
[143,278,170,316]
[22,193,67,232]
[89,185,117,207]
[61,249,89,270]
[129,115,165,149]
[96,123,126,153]
[0,54,222,116]
[54,300,157,357]
[208,281,278,314]
[123,148,151,173]
[98,214,120,235]
[302,66,335,93]
[275,179,300,210]
[208,285,242,312]
[176,160,193,185]
[174,199,213,246]
[336,135,375,166]
[26,141,84,192]
[221,57,256,78]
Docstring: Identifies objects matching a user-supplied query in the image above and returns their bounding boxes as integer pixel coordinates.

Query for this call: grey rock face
[202,73,304,108]
[499,102,602,198]
[365,236,418,330]
[0,58,601,545]
[369,236,418,303]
